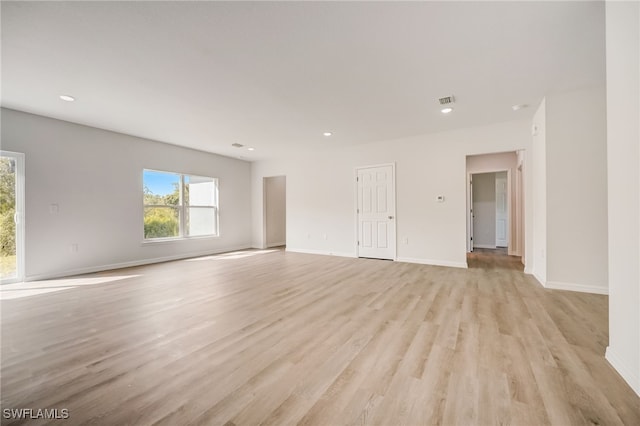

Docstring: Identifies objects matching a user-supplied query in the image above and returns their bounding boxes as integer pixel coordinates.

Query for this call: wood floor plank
[1,249,638,425]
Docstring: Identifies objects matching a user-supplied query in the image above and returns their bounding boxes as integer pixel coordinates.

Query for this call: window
[143,169,218,240]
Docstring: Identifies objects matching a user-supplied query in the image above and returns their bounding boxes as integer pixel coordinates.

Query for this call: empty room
[1,1,639,425]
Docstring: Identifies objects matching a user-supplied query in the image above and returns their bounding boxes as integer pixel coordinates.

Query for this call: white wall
[467,152,517,174]
[472,172,497,248]
[531,99,547,282]
[252,119,534,269]
[545,86,608,294]
[0,108,252,280]
[466,151,519,255]
[264,175,286,247]
[605,0,640,396]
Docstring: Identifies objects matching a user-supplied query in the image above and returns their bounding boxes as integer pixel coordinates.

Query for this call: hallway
[467,247,524,271]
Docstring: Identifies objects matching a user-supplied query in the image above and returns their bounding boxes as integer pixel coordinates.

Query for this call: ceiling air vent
[231,143,244,148]
[439,96,455,105]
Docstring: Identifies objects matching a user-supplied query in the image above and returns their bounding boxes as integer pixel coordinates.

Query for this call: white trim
[354,169,360,258]
[141,234,220,245]
[286,247,356,258]
[545,280,609,295]
[514,153,524,258]
[467,168,512,254]
[397,257,468,269]
[142,169,220,240]
[532,271,546,287]
[606,346,640,396]
[531,272,608,295]
[0,150,25,285]
[472,244,498,249]
[262,174,287,250]
[25,244,252,282]
[466,153,527,263]
[262,177,267,249]
[467,171,473,252]
[354,162,397,261]
[266,241,286,248]
[523,266,533,274]
[505,169,512,252]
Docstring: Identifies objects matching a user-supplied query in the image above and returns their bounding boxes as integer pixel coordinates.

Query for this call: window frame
[142,169,219,242]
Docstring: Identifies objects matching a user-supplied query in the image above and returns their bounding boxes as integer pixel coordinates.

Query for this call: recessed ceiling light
[441,107,453,114]
[247,147,255,151]
[59,95,75,102]
[323,132,332,137]
[512,104,528,111]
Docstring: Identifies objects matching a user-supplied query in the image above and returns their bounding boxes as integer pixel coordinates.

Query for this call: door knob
[388,216,394,219]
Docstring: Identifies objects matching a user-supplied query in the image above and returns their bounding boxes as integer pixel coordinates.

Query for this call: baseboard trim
[25,244,253,282]
[532,271,546,287]
[473,244,497,249]
[606,346,640,397]
[266,241,286,248]
[285,248,357,258]
[545,280,608,295]
[396,257,468,269]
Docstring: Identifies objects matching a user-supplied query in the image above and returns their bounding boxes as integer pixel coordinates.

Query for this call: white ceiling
[1,1,605,161]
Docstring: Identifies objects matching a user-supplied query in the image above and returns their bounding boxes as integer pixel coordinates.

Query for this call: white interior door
[495,171,508,247]
[357,165,396,260]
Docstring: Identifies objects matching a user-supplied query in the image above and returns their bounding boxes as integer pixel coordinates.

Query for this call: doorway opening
[470,170,509,250]
[1,151,25,284]
[466,151,525,268]
[263,176,286,248]
[467,247,524,271]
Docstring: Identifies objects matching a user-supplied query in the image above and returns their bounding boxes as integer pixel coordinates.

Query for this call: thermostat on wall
[436,195,445,203]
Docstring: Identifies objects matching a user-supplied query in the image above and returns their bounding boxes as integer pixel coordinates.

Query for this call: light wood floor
[467,248,524,271]
[1,249,639,425]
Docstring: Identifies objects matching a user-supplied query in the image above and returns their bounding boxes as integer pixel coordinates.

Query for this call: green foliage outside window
[143,183,181,239]
[0,158,16,257]
[144,206,179,239]
[143,169,215,239]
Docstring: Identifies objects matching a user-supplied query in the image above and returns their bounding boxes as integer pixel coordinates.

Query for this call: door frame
[1,150,25,284]
[466,168,511,254]
[468,175,474,252]
[262,175,286,249]
[494,170,510,248]
[354,163,397,260]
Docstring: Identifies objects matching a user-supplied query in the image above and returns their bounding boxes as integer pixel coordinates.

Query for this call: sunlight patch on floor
[184,249,279,262]
[0,275,140,300]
